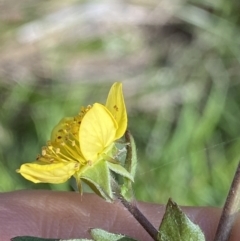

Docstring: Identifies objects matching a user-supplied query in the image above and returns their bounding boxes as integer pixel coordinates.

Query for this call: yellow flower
[17,82,132,200]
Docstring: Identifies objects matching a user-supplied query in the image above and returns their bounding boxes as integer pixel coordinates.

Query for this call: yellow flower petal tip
[106,82,127,139]
[17,161,79,183]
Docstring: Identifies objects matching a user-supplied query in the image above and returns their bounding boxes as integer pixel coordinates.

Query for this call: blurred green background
[1,0,240,207]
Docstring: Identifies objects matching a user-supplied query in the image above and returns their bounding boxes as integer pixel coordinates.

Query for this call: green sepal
[124,131,137,179]
[158,199,205,241]
[107,162,134,182]
[81,160,113,202]
[121,131,138,200]
[90,228,139,241]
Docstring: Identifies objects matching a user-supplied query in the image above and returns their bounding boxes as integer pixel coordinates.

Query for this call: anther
[87,160,93,166]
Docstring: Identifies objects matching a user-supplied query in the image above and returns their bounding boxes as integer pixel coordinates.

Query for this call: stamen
[35,105,92,166]
[87,160,93,166]
[42,148,47,156]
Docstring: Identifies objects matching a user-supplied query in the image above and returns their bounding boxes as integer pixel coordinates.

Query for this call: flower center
[36,106,92,166]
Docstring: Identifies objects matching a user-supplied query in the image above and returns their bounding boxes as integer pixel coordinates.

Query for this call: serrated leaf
[158,199,205,241]
[81,160,113,202]
[90,228,139,241]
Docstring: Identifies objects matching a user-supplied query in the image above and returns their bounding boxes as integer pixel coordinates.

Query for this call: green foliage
[11,228,138,241]
[12,236,91,241]
[90,228,138,241]
[158,199,205,241]
[11,237,60,241]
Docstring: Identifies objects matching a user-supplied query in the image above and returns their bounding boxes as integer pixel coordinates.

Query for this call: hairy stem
[116,192,158,241]
[214,161,240,241]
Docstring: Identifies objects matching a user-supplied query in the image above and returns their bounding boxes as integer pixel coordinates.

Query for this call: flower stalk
[214,160,240,241]
[114,130,158,241]
[117,192,158,241]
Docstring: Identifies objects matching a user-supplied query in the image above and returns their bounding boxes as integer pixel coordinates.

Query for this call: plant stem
[117,193,158,241]
[214,161,240,241]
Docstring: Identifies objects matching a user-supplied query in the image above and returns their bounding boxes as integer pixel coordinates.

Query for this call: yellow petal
[17,161,79,183]
[105,82,127,139]
[80,103,118,162]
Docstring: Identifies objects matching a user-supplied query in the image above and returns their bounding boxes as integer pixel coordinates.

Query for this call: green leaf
[61,239,92,241]
[11,237,92,241]
[11,237,59,241]
[81,160,113,202]
[158,199,205,241]
[90,228,139,241]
